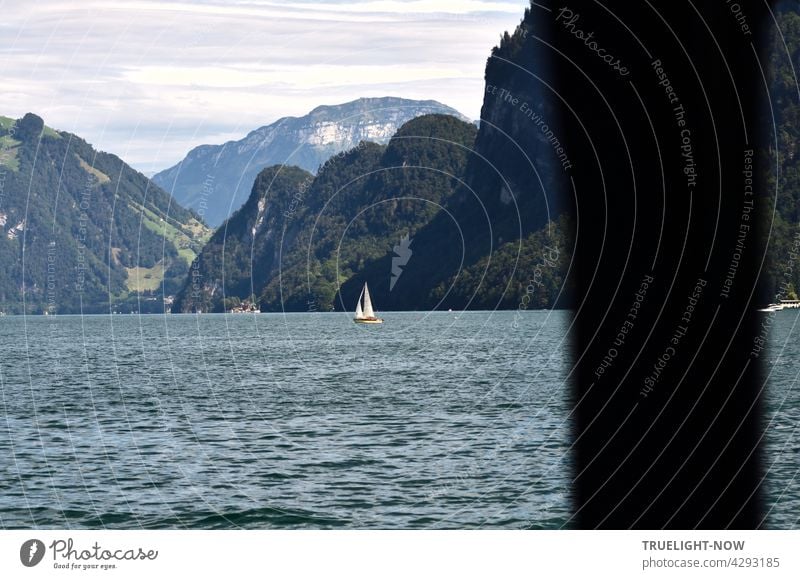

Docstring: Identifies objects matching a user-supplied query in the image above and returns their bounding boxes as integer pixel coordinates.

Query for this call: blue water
[0,311,573,529]
[762,309,800,528]
[1,309,797,529]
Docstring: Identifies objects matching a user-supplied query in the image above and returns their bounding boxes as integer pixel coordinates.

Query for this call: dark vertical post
[555,1,769,527]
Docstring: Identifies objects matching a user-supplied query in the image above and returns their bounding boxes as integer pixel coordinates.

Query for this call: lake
[0,311,572,529]
[0,310,796,528]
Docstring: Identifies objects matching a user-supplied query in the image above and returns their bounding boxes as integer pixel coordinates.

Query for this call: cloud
[123,64,469,89]
[0,0,530,170]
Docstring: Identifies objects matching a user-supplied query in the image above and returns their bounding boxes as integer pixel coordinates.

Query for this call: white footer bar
[2,530,798,578]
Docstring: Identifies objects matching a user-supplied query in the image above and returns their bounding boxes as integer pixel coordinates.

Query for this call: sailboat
[354,282,383,324]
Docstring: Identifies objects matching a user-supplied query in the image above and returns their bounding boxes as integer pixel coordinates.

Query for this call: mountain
[152,97,471,227]
[173,114,478,313]
[761,5,800,302]
[467,7,569,240]
[0,113,211,314]
[343,3,573,311]
[174,164,316,313]
[169,2,800,315]
[173,5,574,314]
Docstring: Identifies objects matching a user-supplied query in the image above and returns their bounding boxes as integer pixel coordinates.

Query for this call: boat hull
[354,317,383,324]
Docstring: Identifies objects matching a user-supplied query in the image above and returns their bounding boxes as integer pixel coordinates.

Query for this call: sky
[0,0,530,173]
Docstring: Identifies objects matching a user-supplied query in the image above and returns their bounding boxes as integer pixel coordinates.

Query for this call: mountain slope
[172,4,575,314]
[0,113,210,314]
[173,114,478,313]
[173,164,317,313]
[152,97,471,227]
[337,2,573,312]
[761,5,800,303]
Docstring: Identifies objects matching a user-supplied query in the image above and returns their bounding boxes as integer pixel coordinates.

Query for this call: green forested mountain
[173,3,575,314]
[7,2,800,316]
[173,114,483,312]
[762,3,800,302]
[343,2,572,312]
[172,164,317,313]
[0,113,210,314]
[269,114,486,312]
[174,107,573,313]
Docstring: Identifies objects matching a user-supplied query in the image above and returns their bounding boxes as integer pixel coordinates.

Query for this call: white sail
[363,283,375,318]
[355,298,364,319]
[354,286,365,319]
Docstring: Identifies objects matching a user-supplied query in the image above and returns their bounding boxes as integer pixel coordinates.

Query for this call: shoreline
[0,308,572,317]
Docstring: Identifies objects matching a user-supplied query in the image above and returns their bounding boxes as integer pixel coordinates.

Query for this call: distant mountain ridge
[152,97,471,226]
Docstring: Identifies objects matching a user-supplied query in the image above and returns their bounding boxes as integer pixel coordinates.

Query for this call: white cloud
[123,64,469,89]
[44,0,523,20]
[0,0,530,170]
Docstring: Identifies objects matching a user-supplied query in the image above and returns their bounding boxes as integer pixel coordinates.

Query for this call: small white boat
[229,302,260,313]
[757,304,784,312]
[354,282,383,324]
